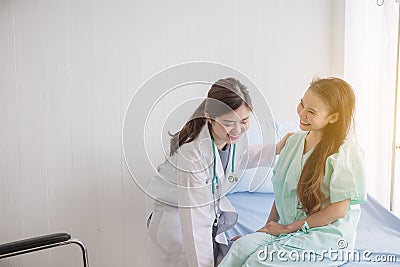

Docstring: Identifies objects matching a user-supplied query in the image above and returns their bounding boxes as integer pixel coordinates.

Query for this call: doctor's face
[208,104,251,146]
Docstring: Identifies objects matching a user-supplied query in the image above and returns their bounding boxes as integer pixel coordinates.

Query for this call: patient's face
[209,104,251,147]
[297,89,333,135]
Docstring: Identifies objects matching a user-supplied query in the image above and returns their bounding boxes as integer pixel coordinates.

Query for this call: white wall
[0,0,337,266]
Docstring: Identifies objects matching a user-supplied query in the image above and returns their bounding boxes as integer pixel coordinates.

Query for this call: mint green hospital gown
[219,131,367,266]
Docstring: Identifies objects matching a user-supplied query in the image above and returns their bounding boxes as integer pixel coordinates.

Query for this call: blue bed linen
[344,195,400,266]
[225,192,400,266]
[225,192,274,242]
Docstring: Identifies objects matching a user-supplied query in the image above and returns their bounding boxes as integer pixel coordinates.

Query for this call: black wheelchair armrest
[0,233,71,256]
[0,233,88,267]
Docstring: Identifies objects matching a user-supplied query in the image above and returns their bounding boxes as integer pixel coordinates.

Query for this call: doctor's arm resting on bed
[257,198,350,236]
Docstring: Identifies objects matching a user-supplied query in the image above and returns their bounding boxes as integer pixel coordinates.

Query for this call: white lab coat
[146,125,275,267]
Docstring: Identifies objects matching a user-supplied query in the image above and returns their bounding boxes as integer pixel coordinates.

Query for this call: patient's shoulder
[286,131,307,144]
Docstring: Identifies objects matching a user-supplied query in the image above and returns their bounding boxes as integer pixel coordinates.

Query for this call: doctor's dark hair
[169,77,252,156]
[297,77,355,215]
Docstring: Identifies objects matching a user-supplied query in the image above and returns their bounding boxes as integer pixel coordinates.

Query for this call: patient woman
[219,77,367,266]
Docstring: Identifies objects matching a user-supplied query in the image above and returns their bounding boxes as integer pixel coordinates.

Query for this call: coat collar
[196,124,237,183]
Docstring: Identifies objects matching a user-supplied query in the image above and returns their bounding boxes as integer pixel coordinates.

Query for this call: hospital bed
[225,192,400,266]
[224,121,400,266]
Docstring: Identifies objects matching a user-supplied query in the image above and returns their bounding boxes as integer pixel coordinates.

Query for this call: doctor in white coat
[146,77,288,267]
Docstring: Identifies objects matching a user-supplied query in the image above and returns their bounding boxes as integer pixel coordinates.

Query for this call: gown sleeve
[328,141,367,205]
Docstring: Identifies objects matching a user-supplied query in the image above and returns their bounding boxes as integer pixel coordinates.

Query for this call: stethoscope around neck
[210,135,237,195]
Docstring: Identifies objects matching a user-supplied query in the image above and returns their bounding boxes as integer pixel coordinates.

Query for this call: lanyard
[231,144,236,173]
[211,137,218,195]
[210,135,236,226]
[210,136,237,195]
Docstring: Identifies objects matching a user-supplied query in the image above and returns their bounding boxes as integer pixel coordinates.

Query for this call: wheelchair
[0,233,89,267]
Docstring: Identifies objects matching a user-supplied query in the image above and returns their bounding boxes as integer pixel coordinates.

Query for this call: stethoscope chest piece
[227,173,238,183]
[211,134,238,194]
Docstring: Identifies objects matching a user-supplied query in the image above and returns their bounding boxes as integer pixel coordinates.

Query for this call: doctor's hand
[257,221,290,236]
[275,132,294,155]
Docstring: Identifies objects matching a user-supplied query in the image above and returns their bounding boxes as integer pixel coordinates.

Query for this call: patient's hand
[275,132,294,155]
[257,221,290,236]
[230,235,242,241]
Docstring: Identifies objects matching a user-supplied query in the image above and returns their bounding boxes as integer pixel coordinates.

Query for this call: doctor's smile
[228,134,240,142]
[206,104,251,149]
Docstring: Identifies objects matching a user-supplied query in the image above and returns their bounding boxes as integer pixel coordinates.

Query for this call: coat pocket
[148,205,185,254]
[157,208,185,253]
[147,208,163,245]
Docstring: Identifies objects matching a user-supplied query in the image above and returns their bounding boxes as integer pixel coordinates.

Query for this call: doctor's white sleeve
[241,144,276,169]
[176,150,214,267]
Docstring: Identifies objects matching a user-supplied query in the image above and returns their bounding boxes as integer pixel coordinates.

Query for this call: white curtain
[344,0,399,212]
[394,6,400,217]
